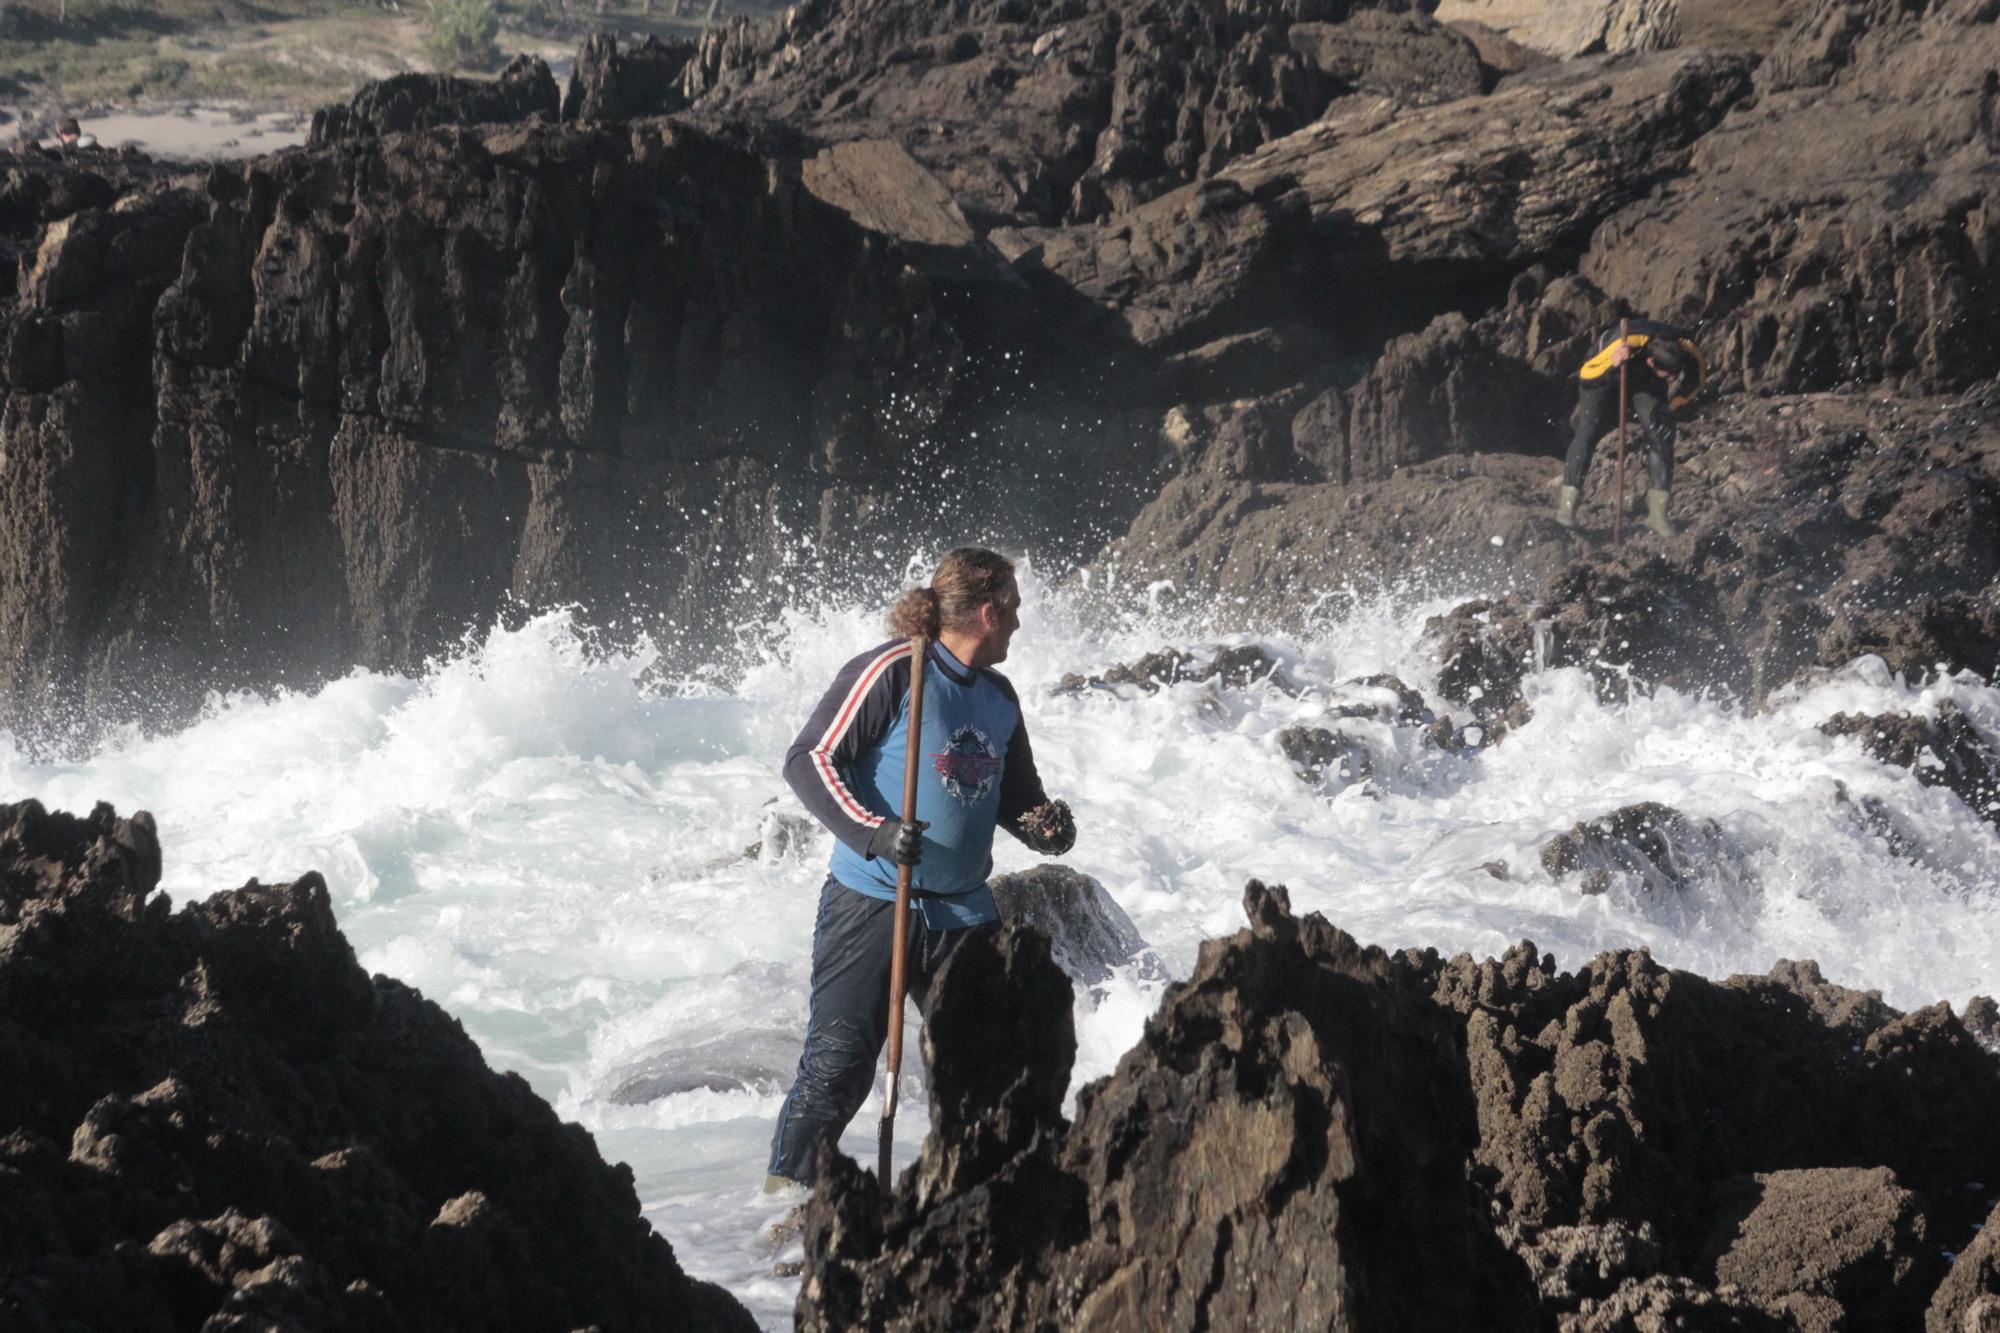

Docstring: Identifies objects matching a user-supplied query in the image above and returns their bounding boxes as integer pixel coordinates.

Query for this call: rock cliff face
[802,882,2000,1330]
[5,0,1999,733]
[2,122,959,734]
[0,799,755,1330]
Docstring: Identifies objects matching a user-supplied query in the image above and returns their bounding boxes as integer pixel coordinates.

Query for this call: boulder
[988,864,1156,987]
[1702,1168,1943,1332]
[1277,724,1375,790]
[1540,801,1724,893]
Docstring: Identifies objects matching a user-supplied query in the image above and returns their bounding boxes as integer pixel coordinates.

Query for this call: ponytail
[887,547,1015,640]
[888,587,943,639]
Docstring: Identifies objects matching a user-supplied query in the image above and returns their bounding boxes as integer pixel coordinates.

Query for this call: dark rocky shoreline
[8,804,1999,1331]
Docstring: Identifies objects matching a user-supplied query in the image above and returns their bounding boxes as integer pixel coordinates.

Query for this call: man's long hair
[887,548,1015,639]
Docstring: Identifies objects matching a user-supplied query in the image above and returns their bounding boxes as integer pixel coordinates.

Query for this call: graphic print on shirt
[932,725,1003,804]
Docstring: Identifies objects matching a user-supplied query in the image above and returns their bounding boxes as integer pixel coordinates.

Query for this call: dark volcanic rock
[1052,642,1292,696]
[801,884,2000,1327]
[308,55,562,145]
[1586,0,2000,395]
[0,118,962,733]
[684,0,1487,227]
[1540,801,1724,894]
[1929,1200,2000,1333]
[564,33,698,122]
[989,863,1156,987]
[802,883,1543,1329]
[1278,724,1375,789]
[1821,703,2000,829]
[1701,1167,1944,1332]
[0,799,754,1331]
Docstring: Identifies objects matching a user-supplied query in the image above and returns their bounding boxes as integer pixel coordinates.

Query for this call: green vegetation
[423,0,498,71]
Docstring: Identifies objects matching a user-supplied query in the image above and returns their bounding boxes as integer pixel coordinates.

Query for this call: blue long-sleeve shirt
[783,638,1049,928]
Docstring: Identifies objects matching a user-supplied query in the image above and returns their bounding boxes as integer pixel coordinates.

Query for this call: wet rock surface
[0,799,754,1331]
[1540,801,1724,894]
[1821,703,2000,830]
[1278,724,1375,790]
[1052,643,1293,697]
[801,884,2000,1329]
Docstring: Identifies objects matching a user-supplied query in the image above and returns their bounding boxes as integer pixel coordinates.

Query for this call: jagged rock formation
[1,122,960,734]
[1821,704,2000,830]
[307,55,561,146]
[1123,384,2000,711]
[680,0,1489,227]
[800,883,2000,1329]
[0,799,754,1330]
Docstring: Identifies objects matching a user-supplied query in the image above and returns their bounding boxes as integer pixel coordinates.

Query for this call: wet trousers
[1562,376,1676,492]
[767,876,993,1184]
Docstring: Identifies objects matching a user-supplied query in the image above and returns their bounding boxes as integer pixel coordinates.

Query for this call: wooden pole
[876,636,928,1206]
[1613,317,1630,545]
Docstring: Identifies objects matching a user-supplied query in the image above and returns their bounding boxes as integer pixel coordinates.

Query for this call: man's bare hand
[1014,799,1075,855]
[1611,341,1633,366]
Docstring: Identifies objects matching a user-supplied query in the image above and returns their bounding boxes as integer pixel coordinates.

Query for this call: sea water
[6,564,1999,1328]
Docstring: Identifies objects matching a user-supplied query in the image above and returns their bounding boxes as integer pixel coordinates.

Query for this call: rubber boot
[1645,488,1673,538]
[1555,485,1580,529]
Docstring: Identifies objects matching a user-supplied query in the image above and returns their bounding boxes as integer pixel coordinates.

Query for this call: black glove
[1011,799,1075,856]
[865,816,927,866]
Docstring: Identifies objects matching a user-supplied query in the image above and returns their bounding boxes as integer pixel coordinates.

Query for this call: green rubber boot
[1555,485,1580,529]
[1645,488,1673,538]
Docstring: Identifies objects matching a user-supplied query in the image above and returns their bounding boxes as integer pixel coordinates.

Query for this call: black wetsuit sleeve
[783,641,913,856]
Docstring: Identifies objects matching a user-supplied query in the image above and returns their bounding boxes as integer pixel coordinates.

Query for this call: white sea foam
[6,566,1998,1328]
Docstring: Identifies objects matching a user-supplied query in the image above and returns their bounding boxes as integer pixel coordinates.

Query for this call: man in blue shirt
[768,547,1075,1187]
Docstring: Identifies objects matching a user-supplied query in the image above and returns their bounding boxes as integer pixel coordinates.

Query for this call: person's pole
[876,636,928,1207]
[1613,317,1630,545]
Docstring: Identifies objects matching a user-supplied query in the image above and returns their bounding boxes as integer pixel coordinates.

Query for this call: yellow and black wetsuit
[1563,319,1705,493]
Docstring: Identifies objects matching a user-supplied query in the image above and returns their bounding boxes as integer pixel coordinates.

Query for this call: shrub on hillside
[425,0,498,70]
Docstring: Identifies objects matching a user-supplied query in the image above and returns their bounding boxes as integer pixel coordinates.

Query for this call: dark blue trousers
[767,876,993,1184]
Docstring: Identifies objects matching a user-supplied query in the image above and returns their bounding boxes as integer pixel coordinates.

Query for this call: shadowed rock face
[1930,1200,2000,1333]
[800,883,2000,1329]
[0,120,960,735]
[0,799,756,1332]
